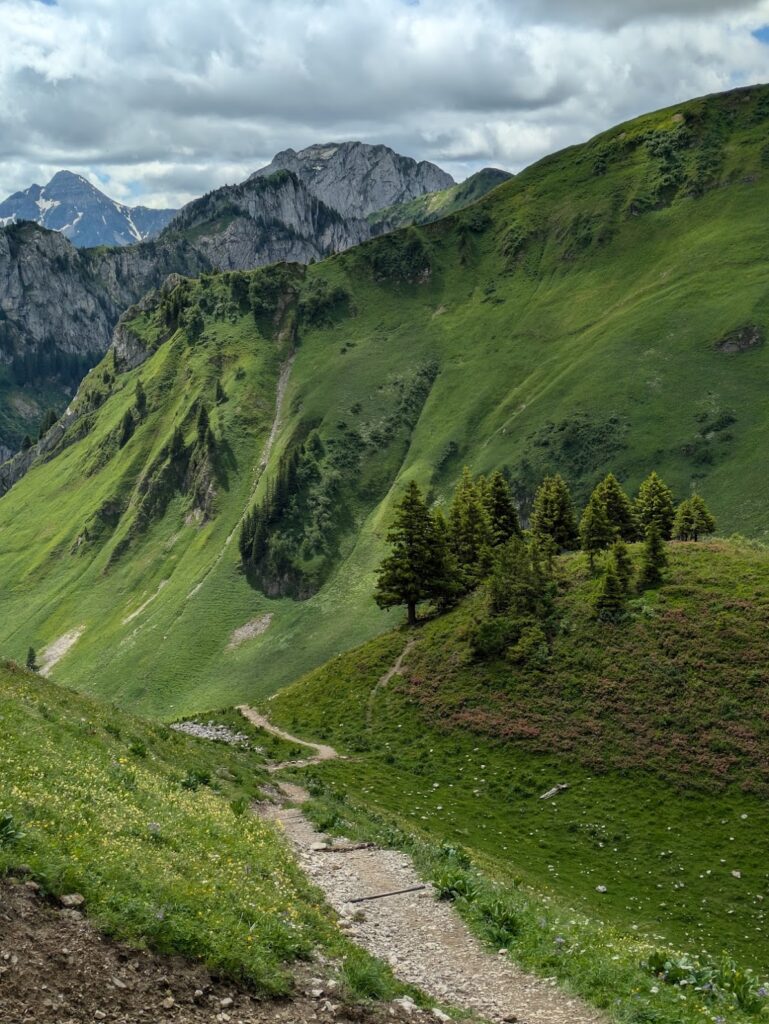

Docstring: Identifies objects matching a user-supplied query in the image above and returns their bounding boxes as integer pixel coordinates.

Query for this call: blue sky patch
[752,25,769,44]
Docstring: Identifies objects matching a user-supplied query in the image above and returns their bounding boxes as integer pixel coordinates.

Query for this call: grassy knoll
[264,540,769,1021]
[6,87,769,709]
[0,660,414,1000]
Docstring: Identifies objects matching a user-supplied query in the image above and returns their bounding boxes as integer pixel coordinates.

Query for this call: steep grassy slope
[3,85,769,710]
[263,540,769,1021]
[0,661,339,993]
[368,167,513,231]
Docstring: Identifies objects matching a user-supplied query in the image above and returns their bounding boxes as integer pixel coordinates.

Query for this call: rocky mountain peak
[0,172,177,248]
[250,140,455,219]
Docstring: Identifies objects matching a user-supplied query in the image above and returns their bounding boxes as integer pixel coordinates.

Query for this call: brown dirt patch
[0,879,433,1024]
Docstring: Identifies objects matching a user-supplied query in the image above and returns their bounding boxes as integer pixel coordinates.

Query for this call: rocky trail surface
[240,707,607,1024]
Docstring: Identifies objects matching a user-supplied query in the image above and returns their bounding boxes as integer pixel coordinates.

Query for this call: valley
[2,79,769,1024]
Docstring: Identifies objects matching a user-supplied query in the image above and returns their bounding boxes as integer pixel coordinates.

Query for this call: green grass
[0,660,417,1002]
[6,86,769,711]
[262,540,769,1021]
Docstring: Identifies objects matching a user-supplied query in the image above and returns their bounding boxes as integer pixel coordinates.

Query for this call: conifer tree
[610,539,634,593]
[486,536,553,620]
[635,472,675,539]
[594,473,637,540]
[20,435,32,452]
[118,408,135,448]
[26,647,38,672]
[135,379,147,418]
[196,404,210,446]
[375,482,450,626]
[38,408,57,440]
[674,495,716,542]
[592,564,627,622]
[484,471,522,544]
[639,523,668,588]
[579,494,614,570]
[449,468,494,586]
[530,474,578,550]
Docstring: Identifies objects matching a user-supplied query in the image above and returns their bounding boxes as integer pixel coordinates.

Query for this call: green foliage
[635,473,676,540]
[25,647,37,672]
[375,481,452,625]
[610,539,634,592]
[118,408,135,448]
[134,379,147,418]
[0,811,24,846]
[20,434,32,451]
[483,470,522,544]
[448,468,494,589]
[674,495,716,541]
[297,278,350,326]
[531,474,578,550]
[592,563,627,622]
[639,523,669,588]
[365,227,431,283]
[592,473,637,540]
[579,493,614,569]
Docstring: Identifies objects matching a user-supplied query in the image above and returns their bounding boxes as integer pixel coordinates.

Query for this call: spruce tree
[592,564,627,622]
[530,474,578,550]
[38,408,57,440]
[484,470,522,544]
[579,494,614,570]
[486,536,553,620]
[639,523,668,588]
[674,495,716,542]
[135,379,147,418]
[449,468,494,587]
[594,473,637,540]
[119,409,135,448]
[375,482,450,626]
[635,472,675,540]
[20,435,32,451]
[610,539,634,593]
[26,647,38,672]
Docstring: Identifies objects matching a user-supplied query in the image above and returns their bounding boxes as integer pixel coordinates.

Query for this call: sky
[1,0,769,209]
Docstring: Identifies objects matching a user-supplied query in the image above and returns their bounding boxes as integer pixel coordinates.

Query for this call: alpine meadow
[2,54,769,1024]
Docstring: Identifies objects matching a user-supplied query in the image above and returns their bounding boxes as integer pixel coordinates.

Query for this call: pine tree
[20,435,32,452]
[484,471,522,544]
[592,564,627,622]
[196,404,210,446]
[635,472,675,540]
[38,408,57,440]
[26,646,38,672]
[593,473,637,540]
[119,409,135,448]
[639,523,668,588]
[448,468,494,587]
[674,495,716,541]
[610,539,634,593]
[375,482,451,626]
[486,536,553,620]
[579,494,614,570]
[135,379,147,418]
[530,474,578,550]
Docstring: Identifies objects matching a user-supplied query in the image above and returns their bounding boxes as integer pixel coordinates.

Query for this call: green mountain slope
[0,660,339,993]
[368,167,513,231]
[262,539,769,1021]
[3,85,769,711]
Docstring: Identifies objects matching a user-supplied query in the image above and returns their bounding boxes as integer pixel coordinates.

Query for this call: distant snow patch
[39,626,85,676]
[227,613,273,651]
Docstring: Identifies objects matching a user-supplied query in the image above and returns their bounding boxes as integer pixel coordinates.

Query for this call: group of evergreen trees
[375,467,716,630]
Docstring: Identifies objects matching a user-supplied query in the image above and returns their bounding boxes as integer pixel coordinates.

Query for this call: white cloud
[0,0,768,206]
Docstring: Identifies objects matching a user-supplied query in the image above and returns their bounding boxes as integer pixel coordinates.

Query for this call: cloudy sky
[2,0,769,208]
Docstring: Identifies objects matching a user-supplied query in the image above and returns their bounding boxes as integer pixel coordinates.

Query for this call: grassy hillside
[0,661,342,993]
[264,539,769,1021]
[368,167,513,231]
[4,85,769,710]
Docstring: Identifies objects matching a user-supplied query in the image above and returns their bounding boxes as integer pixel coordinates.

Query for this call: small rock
[732,870,742,879]
[432,1011,452,1022]
[161,996,175,1009]
[311,988,324,998]
[24,880,40,893]
[193,989,205,1003]
[311,842,329,852]
[220,997,234,1009]
[111,977,127,990]
[94,1013,107,1021]
[596,885,608,894]
[61,893,85,908]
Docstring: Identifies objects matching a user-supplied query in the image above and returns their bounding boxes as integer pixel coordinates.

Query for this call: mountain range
[0,170,177,248]
[0,144,507,456]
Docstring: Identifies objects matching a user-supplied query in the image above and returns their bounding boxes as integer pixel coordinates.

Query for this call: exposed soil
[39,627,86,676]
[0,879,439,1024]
[239,706,341,772]
[227,614,273,651]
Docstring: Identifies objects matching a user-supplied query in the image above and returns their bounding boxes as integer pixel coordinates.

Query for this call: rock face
[0,171,176,248]
[250,142,455,219]
[167,170,369,270]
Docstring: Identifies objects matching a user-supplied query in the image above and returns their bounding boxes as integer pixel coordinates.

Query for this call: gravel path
[239,705,341,772]
[242,707,607,1024]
